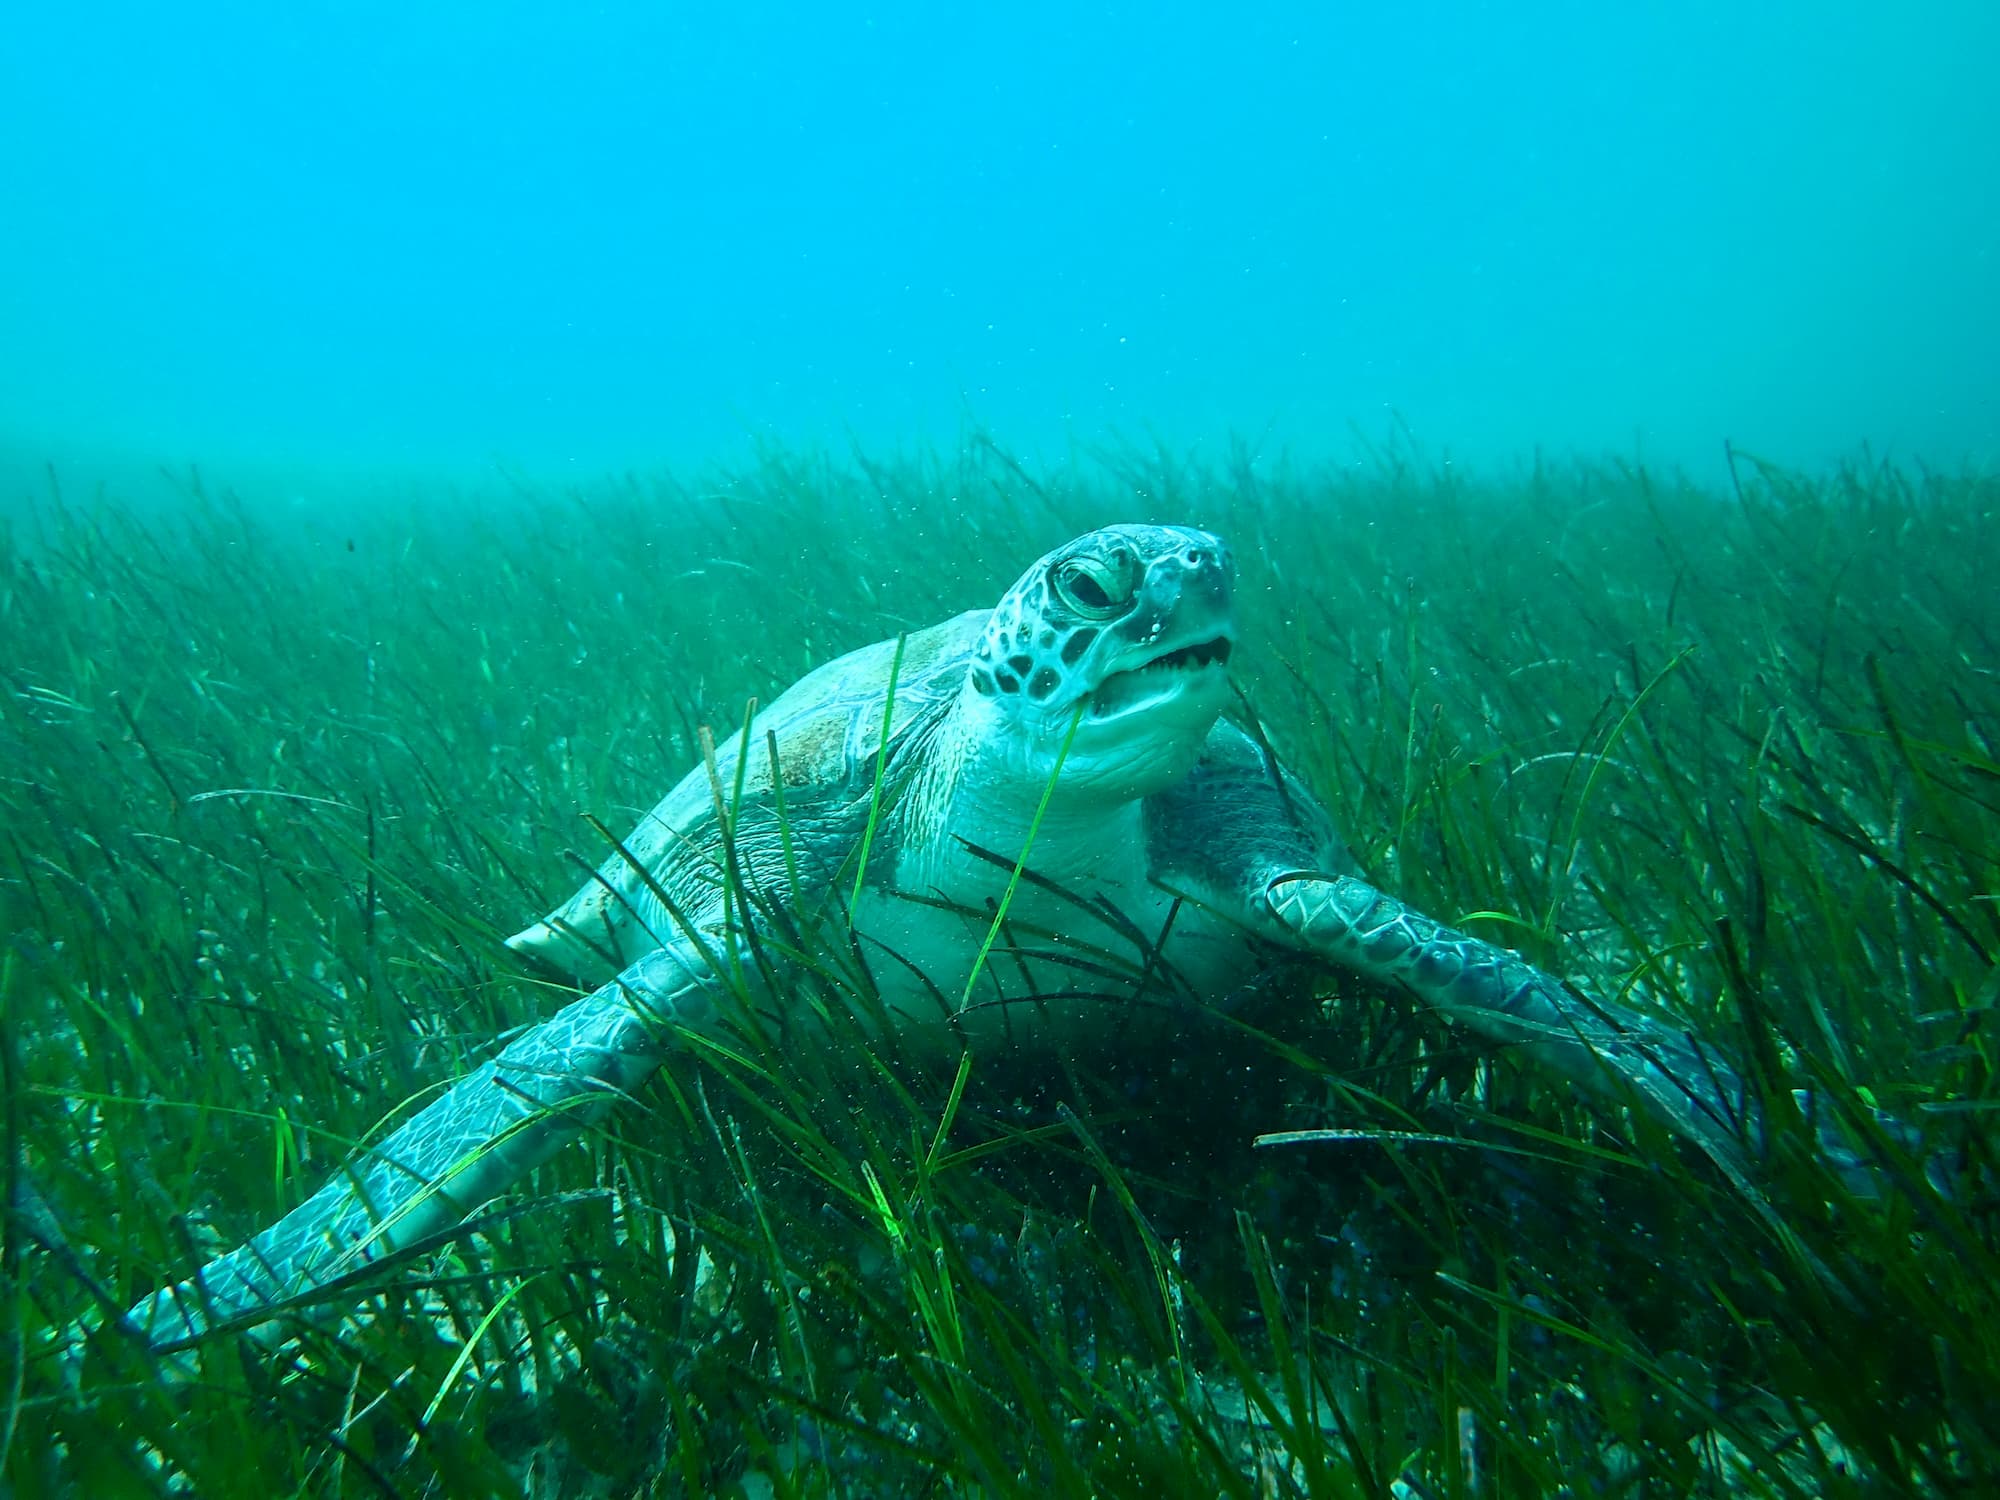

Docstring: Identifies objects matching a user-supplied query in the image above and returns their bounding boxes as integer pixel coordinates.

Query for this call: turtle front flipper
[125,939,721,1357]
[1262,871,1880,1195]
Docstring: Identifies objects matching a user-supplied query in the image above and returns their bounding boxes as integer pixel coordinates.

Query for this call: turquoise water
[2,1,1995,494]
[6,11,1999,1488]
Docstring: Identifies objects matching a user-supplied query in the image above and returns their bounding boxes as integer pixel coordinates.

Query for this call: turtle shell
[507,608,985,976]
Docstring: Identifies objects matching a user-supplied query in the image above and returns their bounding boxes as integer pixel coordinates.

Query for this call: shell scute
[509,609,984,974]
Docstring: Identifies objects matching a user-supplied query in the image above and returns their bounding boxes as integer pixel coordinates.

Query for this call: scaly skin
[1262,871,1894,1195]
[126,940,718,1351]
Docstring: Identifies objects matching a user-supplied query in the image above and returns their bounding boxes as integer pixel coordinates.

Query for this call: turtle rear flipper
[124,939,720,1356]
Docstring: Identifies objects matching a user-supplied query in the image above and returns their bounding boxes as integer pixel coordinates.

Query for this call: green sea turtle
[123,523,1837,1351]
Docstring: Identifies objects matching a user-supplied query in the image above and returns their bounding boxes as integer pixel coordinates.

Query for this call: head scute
[963,523,1237,793]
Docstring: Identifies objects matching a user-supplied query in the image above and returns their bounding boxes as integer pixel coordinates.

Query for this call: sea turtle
[123,523,1833,1351]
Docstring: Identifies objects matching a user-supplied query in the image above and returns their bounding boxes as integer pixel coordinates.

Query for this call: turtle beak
[1112,533,1233,655]
[1085,534,1236,722]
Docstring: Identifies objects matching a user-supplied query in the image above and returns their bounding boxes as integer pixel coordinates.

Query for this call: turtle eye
[1052,548,1138,620]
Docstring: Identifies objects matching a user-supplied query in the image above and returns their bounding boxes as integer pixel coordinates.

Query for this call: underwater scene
[4,4,1998,1497]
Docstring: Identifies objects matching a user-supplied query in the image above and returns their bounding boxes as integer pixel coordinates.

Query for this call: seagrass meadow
[2,442,1997,1497]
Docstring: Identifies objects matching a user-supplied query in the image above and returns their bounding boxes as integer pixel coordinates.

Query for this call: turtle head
[966,523,1235,797]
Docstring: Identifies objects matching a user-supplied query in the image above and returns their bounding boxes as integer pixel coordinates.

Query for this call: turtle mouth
[1087,636,1234,720]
